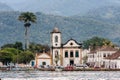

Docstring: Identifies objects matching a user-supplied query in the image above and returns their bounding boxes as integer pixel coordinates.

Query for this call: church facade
[35,28,83,67]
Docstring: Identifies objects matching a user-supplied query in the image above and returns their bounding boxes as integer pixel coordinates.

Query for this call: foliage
[29,42,50,53]
[18,12,37,23]
[18,50,34,64]
[83,37,115,49]
[14,42,23,50]
[0,48,34,64]
[1,44,14,49]
[0,42,50,64]
[1,42,23,50]
[0,48,18,65]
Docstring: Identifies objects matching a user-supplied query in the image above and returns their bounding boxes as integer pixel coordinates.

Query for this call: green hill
[0,7,120,46]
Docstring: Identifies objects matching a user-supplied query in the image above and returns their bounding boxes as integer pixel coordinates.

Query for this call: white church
[35,27,85,67]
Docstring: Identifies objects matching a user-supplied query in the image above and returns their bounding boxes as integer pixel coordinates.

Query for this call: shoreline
[37,68,120,71]
[1,67,120,71]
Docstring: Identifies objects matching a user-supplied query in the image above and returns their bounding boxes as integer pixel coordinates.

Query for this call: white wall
[63,40,80,47]
[87,50,117,64]
[82,49,90,57]
[63,58,69,66]
[38,54,50,58]
[62,48,82,66]
[38,59,51,67]
[116,60,120,68]
[0,62,3,66]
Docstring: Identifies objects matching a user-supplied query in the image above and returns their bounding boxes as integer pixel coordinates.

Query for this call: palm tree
[18,12,37,50]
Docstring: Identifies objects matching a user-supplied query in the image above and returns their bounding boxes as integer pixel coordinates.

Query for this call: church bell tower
[51,27,62,66]
[51,27,61,47]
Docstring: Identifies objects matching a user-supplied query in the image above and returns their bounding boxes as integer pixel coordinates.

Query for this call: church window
[103,54,106,57]
[42,62,46,65]
[70,51,74,57]
[70,42,73,46]
[65,51,68,58]
[55,44,58,46]
[55,36,58,42]
[108,54,110,57]
[75,51,79,57]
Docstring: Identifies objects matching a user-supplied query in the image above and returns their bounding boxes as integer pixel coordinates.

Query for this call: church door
[70,60,74,65]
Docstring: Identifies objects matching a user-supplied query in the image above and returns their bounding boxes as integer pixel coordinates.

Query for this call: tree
[18,12,37,50]
[0,48,18,65]
[18,50,34,64]
[0,44,35,64]
[1,44,14,49]
[83,36,115,49]
[29,42,50,53]
[1,42,23,50]
[14,42,23,50]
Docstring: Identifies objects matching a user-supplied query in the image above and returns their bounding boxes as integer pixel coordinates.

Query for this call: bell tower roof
[51,27,61,33]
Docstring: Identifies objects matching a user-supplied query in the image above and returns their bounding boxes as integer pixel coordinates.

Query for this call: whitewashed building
[87,46,120,68]
[35,51,52,67]
[35,28,85,67]
[104,50,120,68]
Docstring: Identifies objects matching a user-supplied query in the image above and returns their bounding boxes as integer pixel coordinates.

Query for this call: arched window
[70,51,74,57]
[55,36,58,42]
[75,50,79,57]
[65,51,68,58]
[103,54,106,57]
[42,62,46,65]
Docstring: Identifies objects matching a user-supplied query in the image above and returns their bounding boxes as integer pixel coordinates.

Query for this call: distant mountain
[1,5,120,47]
[85,6,120,24]
[1,0,120,16]
[0,2,13,11]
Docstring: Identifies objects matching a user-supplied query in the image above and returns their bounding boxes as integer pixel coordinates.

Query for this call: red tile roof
[88,50,97,54]
[88,46,118,54]
[36,51,51,57]
[105,50,120,59]
[99,46,118,51]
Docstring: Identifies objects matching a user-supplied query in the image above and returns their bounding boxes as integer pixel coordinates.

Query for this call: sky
[1,0,120,16]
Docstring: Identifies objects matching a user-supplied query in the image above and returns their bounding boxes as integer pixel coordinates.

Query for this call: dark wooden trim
[50,32,61,34]
[63,38,82,46]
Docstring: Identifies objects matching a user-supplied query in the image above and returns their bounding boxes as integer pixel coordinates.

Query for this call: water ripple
[0,71,120,80]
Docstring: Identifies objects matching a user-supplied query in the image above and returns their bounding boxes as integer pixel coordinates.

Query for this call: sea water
[0,71,120,80]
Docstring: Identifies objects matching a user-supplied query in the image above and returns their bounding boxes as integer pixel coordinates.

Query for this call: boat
[55,66,63,72]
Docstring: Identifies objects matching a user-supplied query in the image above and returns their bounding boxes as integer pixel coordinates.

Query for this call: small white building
[35,51,52,67]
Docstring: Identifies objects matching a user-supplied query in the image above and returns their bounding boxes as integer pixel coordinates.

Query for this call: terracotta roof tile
[88,46,118,54]
[88,50,96,54]
[36,51,51,57]
[105,50,120,59]
[99,46,118,51]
